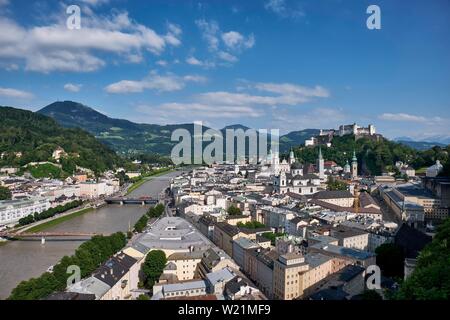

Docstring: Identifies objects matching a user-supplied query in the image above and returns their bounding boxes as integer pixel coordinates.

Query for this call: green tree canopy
[395,218,450,300]
[227,205,242,216]
[0,186,12,200]
[141,250,167,290]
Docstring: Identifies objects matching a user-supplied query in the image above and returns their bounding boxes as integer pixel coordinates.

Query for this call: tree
[227,205,242,216]
[141,250,167,289]
[137,294,150,300]
[147,204,165,218]
[0,186,12,200]
[395,218,450,300]
[375,243,405,279]
[326,177,348,191]
[134,214,149,233]
[237,221,266,229]
[8,232,127,300]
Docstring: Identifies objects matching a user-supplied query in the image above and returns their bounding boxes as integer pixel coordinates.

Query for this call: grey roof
[225,277,254,295]
[93,253,137,287]
[311,242,375,261]
[162,280,206,293]
[68,276,111,299]
[206,267,236,287]
[45,292,96,300]
[304,252,332,269]
[309,287,348,300]
[291,162,303,170]
[233,237,258,249]
[331,226,368,239]
[136,217,211,251]
[313,190,354,199]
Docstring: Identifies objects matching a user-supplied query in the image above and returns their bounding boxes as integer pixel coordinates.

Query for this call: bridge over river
[0,231,108,242]
[0,170,181,299]
[104,196,159,205]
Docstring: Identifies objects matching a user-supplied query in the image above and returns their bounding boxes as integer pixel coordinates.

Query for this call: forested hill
[0,106,122,174]
[293,134,450,176]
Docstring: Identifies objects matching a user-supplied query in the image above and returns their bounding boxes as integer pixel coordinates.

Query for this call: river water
[0,171,180,299]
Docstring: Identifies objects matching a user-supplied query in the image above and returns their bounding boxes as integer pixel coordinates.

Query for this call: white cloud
[0,10,181,73]
[136,103,263,124]
[186,56,203,66]
[186,56,215,68]
[264,0,305,19]
[195,19,220,51]
[167,23,182,36]
[0,0,9,7]
[222,31,255,50]
[79,0,110,6]
[272,108,345,132]
[64,83,82,92]
[127,53,143,64]
[218,51,238,63]
[197,82,330,106]
[105,72,207,94]
[183,75,207,83]
[159,103,263,118]
[194,19,254,66]
[156,60,168,67]
[0,87,33,99]
[254,82,329,98]
[379,113,428,122]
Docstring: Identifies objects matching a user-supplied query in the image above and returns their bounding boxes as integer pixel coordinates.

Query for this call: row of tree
[18,200,83,226]
[133,204,166,233]
[237,221,266,229]
[8,232,127,300]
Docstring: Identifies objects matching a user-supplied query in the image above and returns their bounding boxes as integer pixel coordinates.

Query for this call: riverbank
[25,208,94,233]
[0,170,181,300]
[126,168,175,195]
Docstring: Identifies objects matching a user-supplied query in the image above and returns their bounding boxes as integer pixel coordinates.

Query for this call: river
[0,171,180,300]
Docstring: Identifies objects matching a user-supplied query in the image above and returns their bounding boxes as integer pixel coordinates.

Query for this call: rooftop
[135,217,211,252]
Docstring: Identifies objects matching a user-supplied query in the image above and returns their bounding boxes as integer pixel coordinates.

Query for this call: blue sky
[0,0,449,141]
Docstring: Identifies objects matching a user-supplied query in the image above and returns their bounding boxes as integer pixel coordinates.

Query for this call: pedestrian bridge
[0,232,107,242]
[104,196,158,205]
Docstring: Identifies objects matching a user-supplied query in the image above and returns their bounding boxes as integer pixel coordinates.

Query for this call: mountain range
[35,101,449,156]
[394,137,447,151]
[38,101,318,155]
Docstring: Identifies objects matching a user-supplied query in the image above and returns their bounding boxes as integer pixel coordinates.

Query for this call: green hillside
[38,101,315,156]
[0,106,123,175]
[293,135,450,176]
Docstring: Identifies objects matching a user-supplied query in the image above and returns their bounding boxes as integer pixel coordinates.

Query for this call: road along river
[0,171,180,300]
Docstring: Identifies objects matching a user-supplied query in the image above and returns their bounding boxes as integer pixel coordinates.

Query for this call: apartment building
[0,197,50,225]
[165,251,204,281]
[330,226,369,251]
[312,190,355,207]
[273,253,309,300]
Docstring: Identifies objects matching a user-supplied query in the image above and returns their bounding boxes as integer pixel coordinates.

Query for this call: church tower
[351,150,358,179]
[318,147,325,180]
[289,148,295,165]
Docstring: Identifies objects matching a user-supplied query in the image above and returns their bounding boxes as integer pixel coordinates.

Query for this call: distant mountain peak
[221,124,251,131]
[39,101,98,114]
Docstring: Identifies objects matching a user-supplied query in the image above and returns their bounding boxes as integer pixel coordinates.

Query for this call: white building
[0,198,50,225]
[426,160,443,178]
